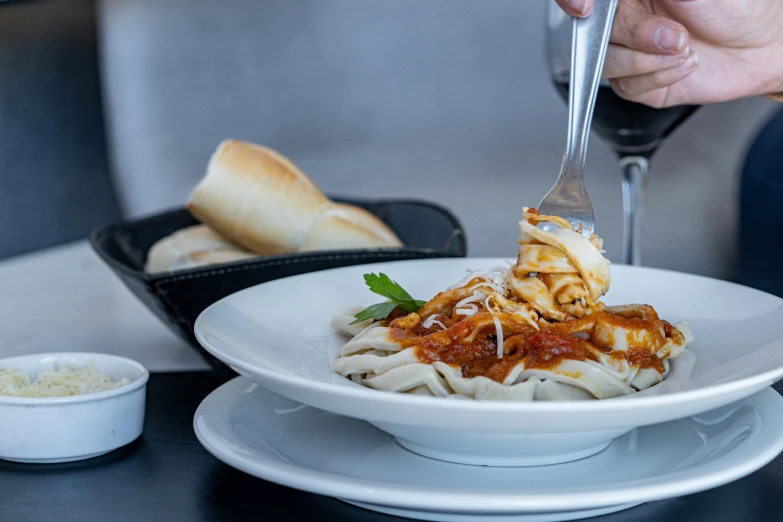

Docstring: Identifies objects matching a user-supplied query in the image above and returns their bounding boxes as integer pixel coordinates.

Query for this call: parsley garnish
[350,273,426,324]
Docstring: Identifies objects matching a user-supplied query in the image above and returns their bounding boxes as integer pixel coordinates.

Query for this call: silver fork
[538,0,619,238]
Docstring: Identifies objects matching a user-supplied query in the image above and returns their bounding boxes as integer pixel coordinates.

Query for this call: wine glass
[546,4,698,265]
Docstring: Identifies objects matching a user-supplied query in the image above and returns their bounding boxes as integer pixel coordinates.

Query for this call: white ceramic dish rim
[194,260,783,416]
[0,352,149,406]
[194,378,783,513]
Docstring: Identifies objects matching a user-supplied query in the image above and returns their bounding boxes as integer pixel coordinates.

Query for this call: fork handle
[562,0,619,174]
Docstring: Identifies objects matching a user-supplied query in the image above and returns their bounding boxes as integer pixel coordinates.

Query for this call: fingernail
[654,26,686,52]
[566,0,588,15]
[676,51,699,73]
[660,46,690,63]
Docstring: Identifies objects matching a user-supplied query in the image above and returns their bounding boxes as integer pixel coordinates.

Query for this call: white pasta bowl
[0,352,148,463]
[195,258,783,466]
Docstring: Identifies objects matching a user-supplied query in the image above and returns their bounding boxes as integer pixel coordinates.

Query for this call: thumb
[555,0,594,18]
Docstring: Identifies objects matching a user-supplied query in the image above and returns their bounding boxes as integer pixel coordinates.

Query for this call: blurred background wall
[96,0,776,279]
[0,0,777,280]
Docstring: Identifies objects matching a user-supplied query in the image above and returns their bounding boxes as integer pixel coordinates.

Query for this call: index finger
[553,0,595,17]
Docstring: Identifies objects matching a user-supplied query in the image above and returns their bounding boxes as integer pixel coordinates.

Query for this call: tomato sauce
[413,323,591,383]
[391,303,668,384]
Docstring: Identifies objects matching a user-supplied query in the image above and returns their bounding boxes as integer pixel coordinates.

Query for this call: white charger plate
[194,377,783,521]
[194,259,783,465]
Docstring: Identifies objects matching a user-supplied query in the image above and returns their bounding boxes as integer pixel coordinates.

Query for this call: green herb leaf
[350,302,397,324]
[363,273,413,302]
[351,273,426,323]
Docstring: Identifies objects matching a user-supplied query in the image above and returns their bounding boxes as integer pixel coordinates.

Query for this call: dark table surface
[3,372,783,522]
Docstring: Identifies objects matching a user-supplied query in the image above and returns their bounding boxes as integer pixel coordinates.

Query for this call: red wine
[554,81,698,158]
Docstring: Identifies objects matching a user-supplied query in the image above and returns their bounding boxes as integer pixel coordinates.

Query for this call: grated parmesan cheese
[0,363,131,398]
[455,292,487,309]
[447,266,510,292]
[485,296,505,358]
[454,304,479,316]
[447,271,488,291]
[422,315,447,330]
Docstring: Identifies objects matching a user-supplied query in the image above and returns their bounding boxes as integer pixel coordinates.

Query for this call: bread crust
[187,140,401,254]
[144,224,258,273]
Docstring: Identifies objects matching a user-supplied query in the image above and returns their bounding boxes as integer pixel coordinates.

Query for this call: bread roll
[299,203,402,252]
[145,225,259,274]
[187,140,402,255]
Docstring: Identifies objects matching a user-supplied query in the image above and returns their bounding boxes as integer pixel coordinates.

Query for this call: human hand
[554,0,783,107]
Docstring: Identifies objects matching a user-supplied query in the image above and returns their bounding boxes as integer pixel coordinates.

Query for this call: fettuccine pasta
[331,208,693,401]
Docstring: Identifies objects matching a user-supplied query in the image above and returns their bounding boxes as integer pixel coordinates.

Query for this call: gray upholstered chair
[96,0,777,279]
[0,0,119,259]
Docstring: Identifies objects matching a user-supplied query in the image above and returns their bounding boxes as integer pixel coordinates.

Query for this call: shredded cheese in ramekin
[0,363,131,398]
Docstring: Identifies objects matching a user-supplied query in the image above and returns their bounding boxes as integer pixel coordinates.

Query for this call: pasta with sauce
[331,208,693,401]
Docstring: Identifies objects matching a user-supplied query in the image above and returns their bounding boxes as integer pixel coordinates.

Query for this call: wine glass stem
[620,156,650,266]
